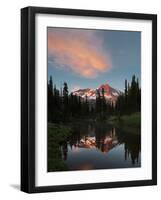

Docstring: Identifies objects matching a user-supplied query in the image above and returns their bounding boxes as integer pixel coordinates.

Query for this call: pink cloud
[48,29,111,78]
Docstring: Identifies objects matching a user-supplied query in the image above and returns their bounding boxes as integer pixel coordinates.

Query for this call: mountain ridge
[72,83,122,102]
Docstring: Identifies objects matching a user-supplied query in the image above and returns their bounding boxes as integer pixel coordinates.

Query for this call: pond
[60,122,141,171]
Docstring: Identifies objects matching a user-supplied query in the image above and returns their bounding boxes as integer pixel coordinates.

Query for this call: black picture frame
[21,6,157,193]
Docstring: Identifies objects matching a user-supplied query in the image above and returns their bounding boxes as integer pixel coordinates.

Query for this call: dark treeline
[48,75,141,123]
[48,76,89,122]
[48,76,92,122]
[115,75,141,116]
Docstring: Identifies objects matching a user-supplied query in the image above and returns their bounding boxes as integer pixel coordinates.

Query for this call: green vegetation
[48,123,72,172]
[119,112,140,127]
[108,112,141,128]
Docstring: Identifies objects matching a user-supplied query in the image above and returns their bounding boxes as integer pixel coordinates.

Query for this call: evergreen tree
[136,78,141,111]
[124,79,128,113]
[115,75,141,115]
[63,82,69,121]
[48,76,54,122]
[102,88,107,117]
[96,89,101,114]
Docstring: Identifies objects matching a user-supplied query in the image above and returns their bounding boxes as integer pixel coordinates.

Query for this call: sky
[47,27,141,92]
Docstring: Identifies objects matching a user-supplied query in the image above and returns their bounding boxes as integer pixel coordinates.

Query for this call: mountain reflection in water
[60,122,141,170]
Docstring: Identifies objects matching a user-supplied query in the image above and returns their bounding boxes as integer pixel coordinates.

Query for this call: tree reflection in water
[60,122,141,170]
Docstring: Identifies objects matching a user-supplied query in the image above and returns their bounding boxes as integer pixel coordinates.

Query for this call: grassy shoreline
[48,123,73,172]
[108,112,141,128]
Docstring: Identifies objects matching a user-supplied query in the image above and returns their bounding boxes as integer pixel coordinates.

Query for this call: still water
[60,122,141,170]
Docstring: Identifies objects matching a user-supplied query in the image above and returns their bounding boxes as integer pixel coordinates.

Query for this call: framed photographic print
[21,6,157,193]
